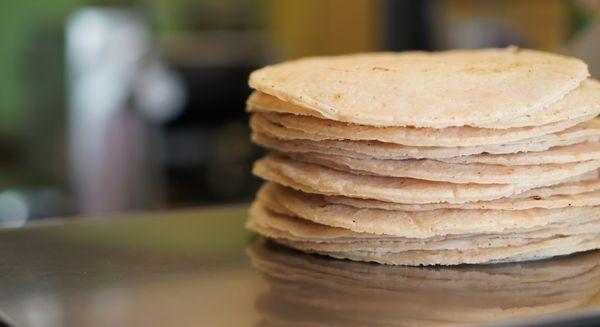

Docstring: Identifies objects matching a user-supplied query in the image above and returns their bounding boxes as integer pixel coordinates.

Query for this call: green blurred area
[0,0,70,137]
[0,0,262,138]
[0,0,82,190]
[0,0,263,193]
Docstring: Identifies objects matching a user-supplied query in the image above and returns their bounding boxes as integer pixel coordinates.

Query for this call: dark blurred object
[430,0,570,50]
[386,0,433,51]
[160,32,266,206]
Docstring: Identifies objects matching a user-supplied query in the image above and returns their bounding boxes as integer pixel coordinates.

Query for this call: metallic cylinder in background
[66,8,184,215]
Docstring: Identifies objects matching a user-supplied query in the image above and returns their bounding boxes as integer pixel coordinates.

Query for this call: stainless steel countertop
[0,205,599,326]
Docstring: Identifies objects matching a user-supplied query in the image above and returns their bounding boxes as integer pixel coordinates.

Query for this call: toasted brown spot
[371,66,392,72]
[462,62,527,74]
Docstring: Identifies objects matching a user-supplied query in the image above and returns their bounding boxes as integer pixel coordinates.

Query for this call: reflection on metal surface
[0,309,14,327]
[0,191,28,228]
[0,206,260,326]
[247,239,600,326]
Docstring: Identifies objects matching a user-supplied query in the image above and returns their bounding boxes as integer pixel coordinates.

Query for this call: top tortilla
[248,79,600,129]
[249,48,588,128]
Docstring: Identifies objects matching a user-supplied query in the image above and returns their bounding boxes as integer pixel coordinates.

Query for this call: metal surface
[0,205,599,326]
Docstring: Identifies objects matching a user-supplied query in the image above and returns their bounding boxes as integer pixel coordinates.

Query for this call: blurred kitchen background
[0,0,599,226]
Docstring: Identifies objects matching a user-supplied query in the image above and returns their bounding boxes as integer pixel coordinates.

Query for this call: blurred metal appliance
[66,8,185,215]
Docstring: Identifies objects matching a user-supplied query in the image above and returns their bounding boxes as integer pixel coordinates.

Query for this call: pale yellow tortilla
[248,79,600,129]
[327,188,600,211]
[251,116,600,159]
[281,236,600,266]
[254,154,594,204]
[257,183,600,238]
[437,142,600,165]
[258,112,594,147]
[248,200,600,251]
[249,48,588,128]
[292,152,600,184]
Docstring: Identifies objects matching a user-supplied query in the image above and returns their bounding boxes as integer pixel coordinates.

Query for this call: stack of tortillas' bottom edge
[247,239,600,326]
[244,47,600,266]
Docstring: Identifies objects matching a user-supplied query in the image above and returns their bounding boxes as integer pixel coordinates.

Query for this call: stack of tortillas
[245,47,600,266]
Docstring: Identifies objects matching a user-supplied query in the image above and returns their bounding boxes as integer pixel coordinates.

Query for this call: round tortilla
[249,48,588,128]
